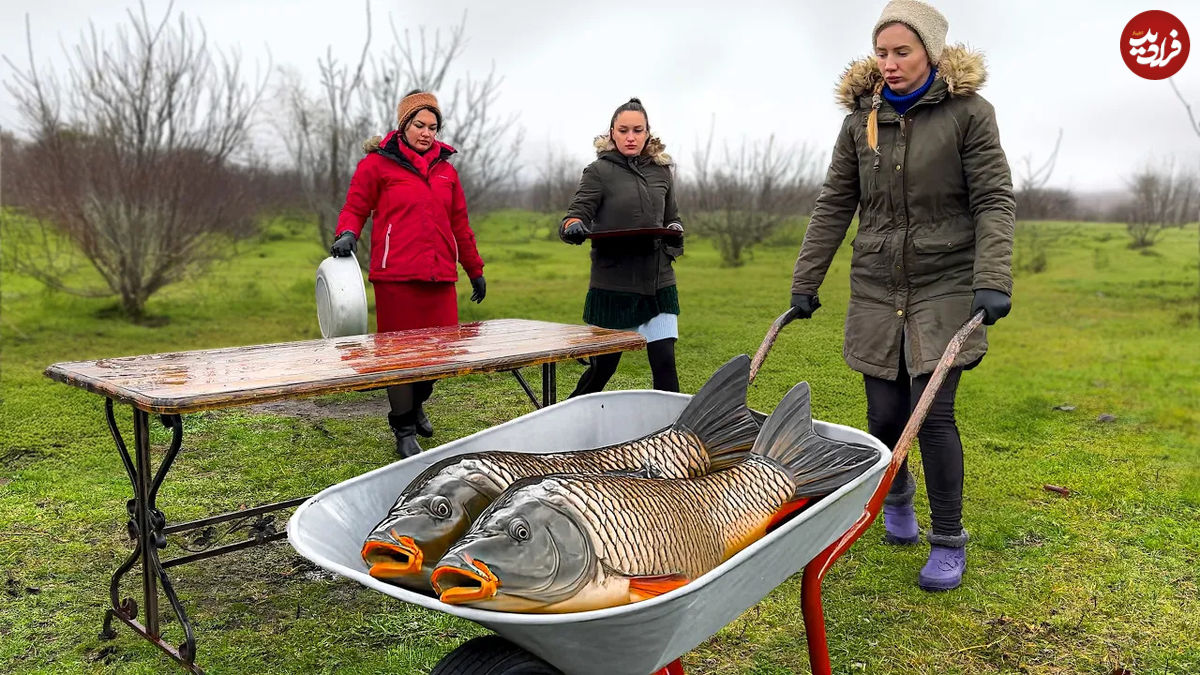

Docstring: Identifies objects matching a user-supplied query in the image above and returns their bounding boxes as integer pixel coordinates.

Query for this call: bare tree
[278,3,374,261]
[1015,129,1077,220]
[1123,160,1198,249]
[2,3,270,319]
[1011,129,1075,273]
[681,122,820,266]
[526,145,581,214]
[1168,79,1200,326]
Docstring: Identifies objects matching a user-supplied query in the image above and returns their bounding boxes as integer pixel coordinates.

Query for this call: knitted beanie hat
[872,0,948,65]
[396,91,442,130]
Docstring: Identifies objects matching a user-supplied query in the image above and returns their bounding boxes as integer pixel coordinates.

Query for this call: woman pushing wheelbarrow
[788,0,1015,591]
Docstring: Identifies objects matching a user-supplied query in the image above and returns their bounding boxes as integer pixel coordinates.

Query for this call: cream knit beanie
[872,0,949,64]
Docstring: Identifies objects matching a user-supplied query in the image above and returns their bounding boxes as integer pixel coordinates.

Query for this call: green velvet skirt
[583,285,679,330]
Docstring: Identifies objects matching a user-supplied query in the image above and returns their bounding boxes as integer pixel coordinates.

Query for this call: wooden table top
[44,319,646,414]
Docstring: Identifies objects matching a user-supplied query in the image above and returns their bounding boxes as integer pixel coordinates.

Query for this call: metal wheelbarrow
[287,312,984,675]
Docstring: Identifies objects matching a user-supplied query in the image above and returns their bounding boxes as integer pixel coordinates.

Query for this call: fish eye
[428,496,452,520]
[507,518,531,542]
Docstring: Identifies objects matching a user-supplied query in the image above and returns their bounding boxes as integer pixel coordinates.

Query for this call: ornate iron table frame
[45,320,644,673]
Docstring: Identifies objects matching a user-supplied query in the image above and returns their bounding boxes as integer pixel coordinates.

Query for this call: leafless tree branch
[2,1,271,319]
[1122,158,1198,248]
[679,118,820,266]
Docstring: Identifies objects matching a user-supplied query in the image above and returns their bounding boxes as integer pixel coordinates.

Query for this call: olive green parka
[792,45,1015,379]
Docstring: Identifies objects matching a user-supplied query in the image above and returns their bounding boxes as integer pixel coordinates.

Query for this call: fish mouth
[431,554,500,604]
[361,531,424,578]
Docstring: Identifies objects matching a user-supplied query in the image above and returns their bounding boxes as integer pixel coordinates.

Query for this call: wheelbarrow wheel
[430,635,562,674]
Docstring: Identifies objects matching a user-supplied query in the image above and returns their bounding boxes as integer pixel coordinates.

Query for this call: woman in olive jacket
[560,98,684,396]
[788,0,1015,591]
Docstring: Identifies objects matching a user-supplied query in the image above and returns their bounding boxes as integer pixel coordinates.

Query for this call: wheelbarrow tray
[288,390,890,675]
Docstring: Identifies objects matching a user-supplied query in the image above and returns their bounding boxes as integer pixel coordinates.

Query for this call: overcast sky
[2,0,1197,192]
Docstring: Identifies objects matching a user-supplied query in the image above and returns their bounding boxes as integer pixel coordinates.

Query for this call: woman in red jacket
[330,90,486,458]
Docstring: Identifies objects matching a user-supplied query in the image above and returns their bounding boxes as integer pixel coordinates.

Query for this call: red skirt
[373,281,458,333]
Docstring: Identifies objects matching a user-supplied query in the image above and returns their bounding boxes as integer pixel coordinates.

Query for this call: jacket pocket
[381,223,393,269]
[849,233,890,302]
[910,229,974,285]
[851,232,887,254]
[911,230,975,254]
[591,248,622,269]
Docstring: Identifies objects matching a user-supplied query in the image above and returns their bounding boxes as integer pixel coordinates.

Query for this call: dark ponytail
[609,97,649,130]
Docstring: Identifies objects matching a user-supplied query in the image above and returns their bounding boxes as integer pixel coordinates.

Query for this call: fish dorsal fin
[765,496,811,533]
[672,355,760,469]
[754,382,879,500]
[627,572,690,600]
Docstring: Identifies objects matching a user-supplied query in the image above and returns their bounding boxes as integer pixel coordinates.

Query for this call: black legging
[864,348,964,538]
[569,338,679,397]
[387,380,434,416]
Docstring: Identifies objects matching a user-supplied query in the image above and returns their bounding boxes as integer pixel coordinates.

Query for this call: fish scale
[546,457,794,579]
[474,429,705,482]
[383,428,712,522]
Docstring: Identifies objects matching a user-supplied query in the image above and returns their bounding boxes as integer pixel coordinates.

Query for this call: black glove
[560,218,588,245]
[971,288,1011,325]
[790,293,821,320]
[469,276,487,303]
[663,222,684,248]
[330,231,357,257]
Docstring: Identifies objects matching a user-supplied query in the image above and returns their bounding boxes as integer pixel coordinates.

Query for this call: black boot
[414,402,433,438]
[387,413,423,458]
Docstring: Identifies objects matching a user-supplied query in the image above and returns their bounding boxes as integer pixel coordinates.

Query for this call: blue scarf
[882,68,937,116]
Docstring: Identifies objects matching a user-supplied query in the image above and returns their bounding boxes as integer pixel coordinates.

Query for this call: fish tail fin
[752,382,879,500]
[673,354,760,471]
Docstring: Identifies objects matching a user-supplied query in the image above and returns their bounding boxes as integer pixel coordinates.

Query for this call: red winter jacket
[336,133,484,283]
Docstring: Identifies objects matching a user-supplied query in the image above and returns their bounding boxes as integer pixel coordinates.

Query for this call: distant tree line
[2,2,1196,319]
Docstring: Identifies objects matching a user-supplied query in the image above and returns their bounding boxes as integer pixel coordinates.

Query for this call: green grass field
[1,211,1197,674]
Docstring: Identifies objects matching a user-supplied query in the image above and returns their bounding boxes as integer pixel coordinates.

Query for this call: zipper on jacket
[382,223,393,269]
[900,116,913,227]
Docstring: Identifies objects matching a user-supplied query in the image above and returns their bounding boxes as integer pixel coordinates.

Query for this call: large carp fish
[429,381,879,613]
[362,355,761,590]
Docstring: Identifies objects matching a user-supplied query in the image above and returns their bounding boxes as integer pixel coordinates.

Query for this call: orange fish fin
[628,573,690,600]
[766,497,811,532]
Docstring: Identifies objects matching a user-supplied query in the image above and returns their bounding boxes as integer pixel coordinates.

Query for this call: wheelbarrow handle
[885,309,986,483]
[748,307,800,385]
[799,309,986,675]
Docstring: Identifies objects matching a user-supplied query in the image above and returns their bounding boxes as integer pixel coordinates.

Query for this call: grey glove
[330,231,357,257]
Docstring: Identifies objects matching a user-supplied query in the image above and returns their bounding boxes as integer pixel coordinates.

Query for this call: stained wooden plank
[45,319,645,414]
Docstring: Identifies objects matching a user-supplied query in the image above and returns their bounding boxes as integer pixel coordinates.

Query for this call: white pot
[315,256,368,338]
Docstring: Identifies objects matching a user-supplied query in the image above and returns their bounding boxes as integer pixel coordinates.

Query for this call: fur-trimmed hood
[835,44,987,112]
[593,134,673,166]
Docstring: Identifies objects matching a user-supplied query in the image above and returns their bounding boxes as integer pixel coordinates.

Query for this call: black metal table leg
[541,362,557,407]
[100,400,202,673]
[510,370,541,409]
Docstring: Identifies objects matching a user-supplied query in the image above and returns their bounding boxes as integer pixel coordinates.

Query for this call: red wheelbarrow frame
[651,310,985,675]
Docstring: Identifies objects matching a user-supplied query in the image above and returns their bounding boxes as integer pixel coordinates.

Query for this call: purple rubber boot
[919,530,969,592]
[882,473,919,545]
